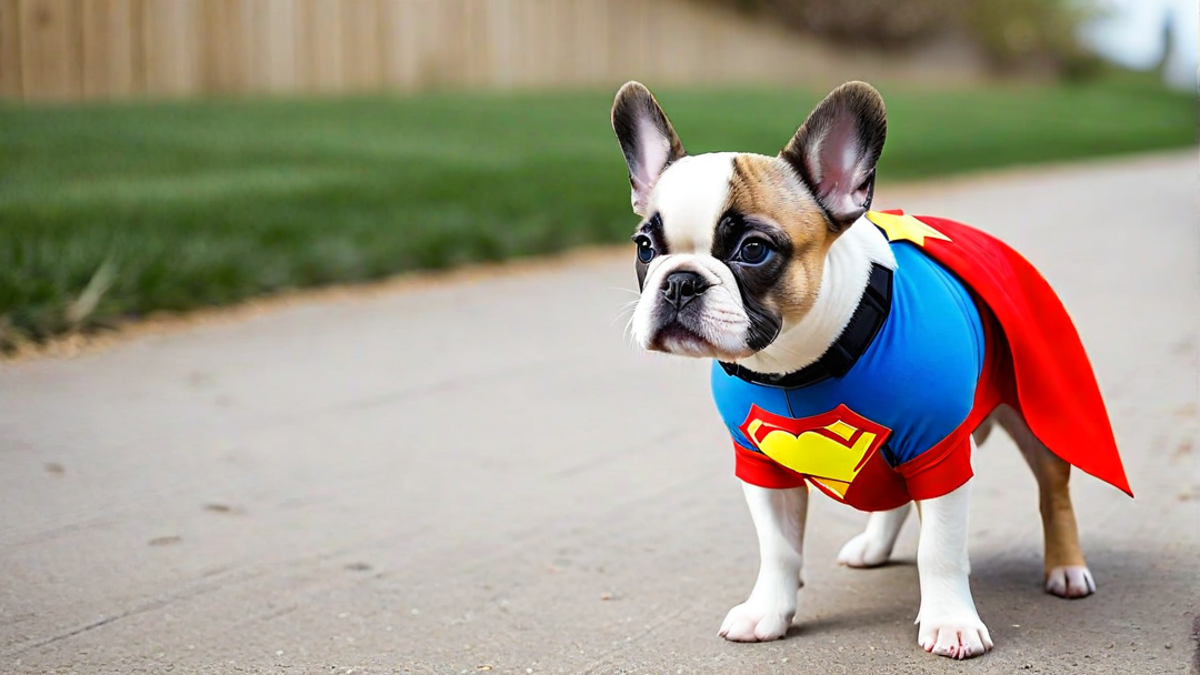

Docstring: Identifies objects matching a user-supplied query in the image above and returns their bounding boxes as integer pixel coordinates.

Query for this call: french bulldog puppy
[611,81,1130,659]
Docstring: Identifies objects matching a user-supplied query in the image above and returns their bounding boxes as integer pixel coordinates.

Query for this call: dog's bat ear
[781,81,887,232]
[611,82,686,217]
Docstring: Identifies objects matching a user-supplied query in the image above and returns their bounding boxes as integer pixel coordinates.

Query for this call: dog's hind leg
[992,404,1095,598]
[839,413,1004,570]
[837,503,911,568]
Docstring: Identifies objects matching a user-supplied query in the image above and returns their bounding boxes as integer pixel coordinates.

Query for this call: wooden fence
[0,0,979,102]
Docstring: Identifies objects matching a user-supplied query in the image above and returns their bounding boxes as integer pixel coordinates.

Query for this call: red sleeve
[733,442,808,489]
[896,423,974,501]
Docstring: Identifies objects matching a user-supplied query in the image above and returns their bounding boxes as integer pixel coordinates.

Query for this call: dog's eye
[737,239,771,265]
[634,236,656,264]
[628,233,657,261]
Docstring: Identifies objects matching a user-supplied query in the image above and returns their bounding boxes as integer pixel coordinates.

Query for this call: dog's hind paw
[1045,565,1095,598]
[836,531,892,568]
[918,615,994,660]
[718,600,793,642]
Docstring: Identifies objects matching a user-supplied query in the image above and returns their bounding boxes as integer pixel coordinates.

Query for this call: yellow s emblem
[740,404,891,498]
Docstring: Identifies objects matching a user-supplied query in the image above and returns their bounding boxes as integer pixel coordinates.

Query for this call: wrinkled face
[629,152,837,359]
[612,81,888,360]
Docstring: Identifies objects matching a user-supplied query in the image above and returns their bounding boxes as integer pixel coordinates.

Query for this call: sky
[1080,0,1198,88]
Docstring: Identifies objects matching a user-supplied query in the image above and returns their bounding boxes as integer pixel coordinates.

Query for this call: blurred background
[0,5,1196,670]
[0,0,1196,352]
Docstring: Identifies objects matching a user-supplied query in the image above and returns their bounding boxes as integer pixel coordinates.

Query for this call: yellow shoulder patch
[866,211,950,247]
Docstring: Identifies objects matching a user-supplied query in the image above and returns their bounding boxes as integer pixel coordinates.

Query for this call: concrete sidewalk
[1,153,1196,674]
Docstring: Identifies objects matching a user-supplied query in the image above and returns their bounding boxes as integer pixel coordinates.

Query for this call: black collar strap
[719,263,893,389]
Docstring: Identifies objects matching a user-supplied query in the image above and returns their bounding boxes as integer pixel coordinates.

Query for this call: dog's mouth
[646,305,755,360]
[629,259,759,360]
[648,321,710,356]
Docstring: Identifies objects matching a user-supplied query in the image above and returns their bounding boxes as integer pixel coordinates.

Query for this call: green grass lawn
[0,73,1194,350]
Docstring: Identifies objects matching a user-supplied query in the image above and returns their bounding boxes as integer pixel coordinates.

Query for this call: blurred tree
[962,0,1100,78]
[753,0,959,45]
[712,0,1100,78]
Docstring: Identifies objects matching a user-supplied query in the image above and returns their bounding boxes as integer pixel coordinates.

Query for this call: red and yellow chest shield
[738,404,913,506]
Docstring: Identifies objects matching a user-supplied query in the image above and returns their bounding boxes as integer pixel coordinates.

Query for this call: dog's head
[613,81,887,361]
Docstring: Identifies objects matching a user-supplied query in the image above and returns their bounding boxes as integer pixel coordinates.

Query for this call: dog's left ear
[781,82,887,232]
[611,81,686,216]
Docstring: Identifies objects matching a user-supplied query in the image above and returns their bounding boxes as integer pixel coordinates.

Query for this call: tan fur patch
[726,154,839,322]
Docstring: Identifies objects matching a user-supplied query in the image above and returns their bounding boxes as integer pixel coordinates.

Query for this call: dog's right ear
[611,82,686,216]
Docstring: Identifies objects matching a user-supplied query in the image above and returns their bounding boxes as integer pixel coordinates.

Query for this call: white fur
[736,216,895,375]
[837,502,910,568]
[837,410,1009,571]
[720,483,808,642]
[914,472,994,659]
[630,153,760,358]
[630,252,749,357]
[1045,566,1095,598]
[734,474,992,658]
[833,446,994,658]
[650,153,738,254]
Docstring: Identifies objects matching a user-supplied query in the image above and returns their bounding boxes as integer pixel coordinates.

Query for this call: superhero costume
[712,210,1131,512]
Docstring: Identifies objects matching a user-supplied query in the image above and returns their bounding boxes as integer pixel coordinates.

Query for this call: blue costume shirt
[712,240,993,510]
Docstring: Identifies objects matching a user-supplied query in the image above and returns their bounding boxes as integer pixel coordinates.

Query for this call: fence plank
[300,0,342,92]
[80,0,136,98]
[379,0,414,91]
[18,0,81,100]
[463,0,487,88]
[340,0,380,91]
[573,0,607,85]
[199,0,250,93]
[251,0,296,91]
[414,0,447,89]
[0,0,979,101]
[0,0,21,98]
[143,0,199,96]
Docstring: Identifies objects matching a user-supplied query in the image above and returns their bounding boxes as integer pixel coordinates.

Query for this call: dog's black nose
[662,271,710,309]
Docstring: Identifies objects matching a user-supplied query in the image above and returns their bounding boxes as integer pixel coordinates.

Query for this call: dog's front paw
[917,614,994,660]
[718,600,794,642]
[1045,565,1095,598]
[837,531,892,568]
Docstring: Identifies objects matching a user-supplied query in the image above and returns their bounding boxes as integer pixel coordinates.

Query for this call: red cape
[879,210,1132,496]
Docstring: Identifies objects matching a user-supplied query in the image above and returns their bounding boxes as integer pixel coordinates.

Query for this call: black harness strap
[719,262,893,389]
